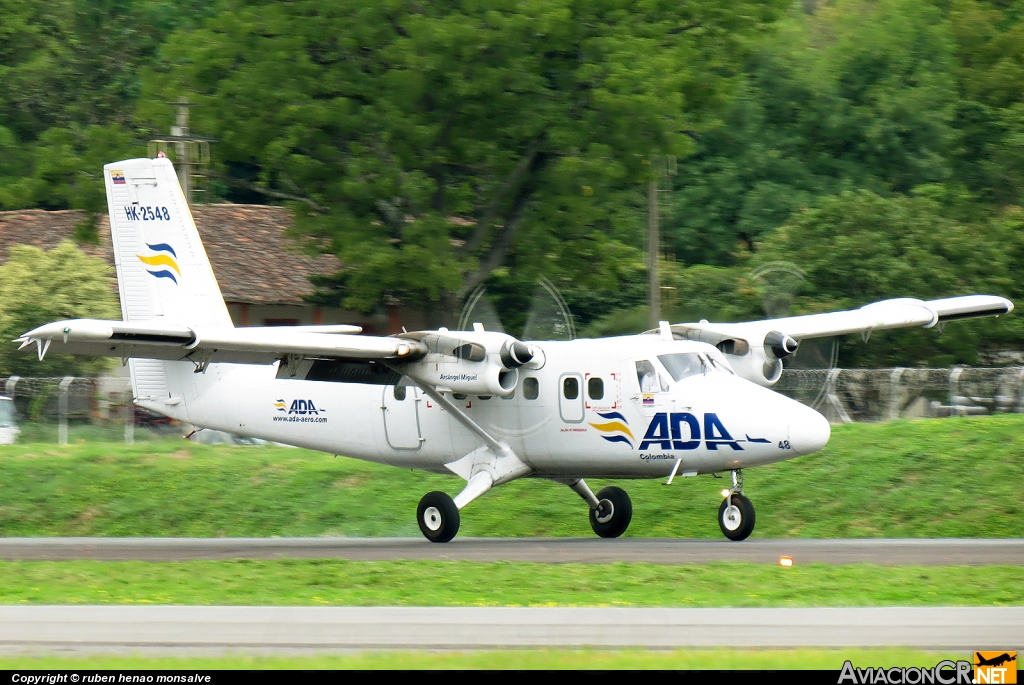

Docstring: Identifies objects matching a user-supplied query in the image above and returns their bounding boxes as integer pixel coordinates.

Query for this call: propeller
[749,261,838,406]
[458,276,576,342]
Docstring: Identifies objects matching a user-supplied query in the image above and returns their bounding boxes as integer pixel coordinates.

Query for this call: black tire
[718,493,755,541]
[589,486,632,538]
[417,491,460,543]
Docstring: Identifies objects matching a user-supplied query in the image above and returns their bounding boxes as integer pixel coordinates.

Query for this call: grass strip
[0,415,1021,538]
[1,560,1021,606]
[0,649,969,670]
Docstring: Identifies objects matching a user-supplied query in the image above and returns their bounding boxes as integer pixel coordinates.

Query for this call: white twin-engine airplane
[16,157,1014,542]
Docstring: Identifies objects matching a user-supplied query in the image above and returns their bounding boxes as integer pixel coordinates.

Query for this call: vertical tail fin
[104,157,231,405]
[104,157,232,328]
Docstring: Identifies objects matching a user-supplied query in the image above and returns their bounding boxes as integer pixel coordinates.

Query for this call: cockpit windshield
[658,352,733,382]
[657,353,705,381]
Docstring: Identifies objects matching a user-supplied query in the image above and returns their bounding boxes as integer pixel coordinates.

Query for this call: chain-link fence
[0,375,182,444]
[775,366,1024,424]
[0,367,1022,443]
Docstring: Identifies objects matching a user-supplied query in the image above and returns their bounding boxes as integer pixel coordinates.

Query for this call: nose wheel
[589,486,633,538]
[718,492,755,541]
[417,491,460,543]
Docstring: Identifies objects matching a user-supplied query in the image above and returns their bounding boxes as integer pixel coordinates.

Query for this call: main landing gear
[417,491,460,543]
[589,486,632,538]
[562,478,632,538]
[718,469,755,541]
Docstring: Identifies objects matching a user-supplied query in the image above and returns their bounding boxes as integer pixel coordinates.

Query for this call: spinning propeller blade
[459,277,575,341]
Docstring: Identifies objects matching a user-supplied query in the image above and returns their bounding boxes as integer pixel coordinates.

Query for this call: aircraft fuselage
[143,335,831,479]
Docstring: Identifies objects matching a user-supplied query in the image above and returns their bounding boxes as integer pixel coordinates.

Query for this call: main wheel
[589,486,632,538]
[417,491,460,543]
[718,493,755,541]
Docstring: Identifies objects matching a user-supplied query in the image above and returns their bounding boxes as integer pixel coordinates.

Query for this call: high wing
[16,319,425,367]
[667,295,1013,345]
[662,295,1013,386]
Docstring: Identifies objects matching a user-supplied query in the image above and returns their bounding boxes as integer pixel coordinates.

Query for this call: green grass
[14,422,162,444]
[0,649,969,670]
[0,414,1021,537]
[1,560,1020,606]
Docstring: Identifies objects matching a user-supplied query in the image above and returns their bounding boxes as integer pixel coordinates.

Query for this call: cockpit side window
[636,360,659,392]
[705,349,735,374]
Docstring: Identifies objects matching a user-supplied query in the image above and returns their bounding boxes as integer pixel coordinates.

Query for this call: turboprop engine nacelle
[718,330,799,387]
[400,331,540,397]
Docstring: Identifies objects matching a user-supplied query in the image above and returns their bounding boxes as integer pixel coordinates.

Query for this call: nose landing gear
[718,469,755,541]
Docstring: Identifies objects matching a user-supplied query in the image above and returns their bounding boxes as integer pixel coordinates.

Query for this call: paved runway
[1,606,1020,652]
[1,537,1022,565]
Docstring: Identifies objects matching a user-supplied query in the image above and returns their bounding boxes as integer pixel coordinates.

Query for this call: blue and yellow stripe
[137,243,180,284]
[589,411,635,449]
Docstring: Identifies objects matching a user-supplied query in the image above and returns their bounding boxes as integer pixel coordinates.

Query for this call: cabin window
[453,392,468,400]
[478,396,491,401]
[523,377,539,400]
[563,376,580,400]
[588,377,604,400]
[394,385,407,401]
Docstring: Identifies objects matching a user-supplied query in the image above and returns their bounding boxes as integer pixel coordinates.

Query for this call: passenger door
[381,384,423,449]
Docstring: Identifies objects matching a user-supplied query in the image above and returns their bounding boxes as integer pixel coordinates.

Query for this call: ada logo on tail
[639,412,743,451]
[137,243,181,285]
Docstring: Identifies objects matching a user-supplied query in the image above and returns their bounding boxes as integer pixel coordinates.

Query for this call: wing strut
[413,382,532,510]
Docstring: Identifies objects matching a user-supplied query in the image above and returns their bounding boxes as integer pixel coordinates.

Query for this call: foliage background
[4,0,1024,365]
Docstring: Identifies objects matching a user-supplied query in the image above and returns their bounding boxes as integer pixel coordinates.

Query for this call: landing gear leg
[718,469,755,541]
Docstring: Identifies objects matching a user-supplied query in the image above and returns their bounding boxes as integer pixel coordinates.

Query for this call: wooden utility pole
[648,176,660,329]
[172,97,194,202]
[148,96,212,206]
[647,155,676,329]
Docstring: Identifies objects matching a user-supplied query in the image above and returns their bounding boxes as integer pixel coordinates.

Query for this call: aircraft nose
[788,404,831,456]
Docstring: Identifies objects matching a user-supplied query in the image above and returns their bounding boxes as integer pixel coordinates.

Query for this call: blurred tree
[0,0,215,218]
[666,0,958,267]
[753,190,1017,366]
[139,0,787,317]
[947,0,1024,206]
[0,241,121,376]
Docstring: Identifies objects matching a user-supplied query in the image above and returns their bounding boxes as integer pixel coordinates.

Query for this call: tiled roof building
[0,205,403,333]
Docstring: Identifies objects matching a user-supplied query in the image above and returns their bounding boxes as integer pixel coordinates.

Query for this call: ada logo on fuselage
[639,412,741,451]
[273,399,327,424]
